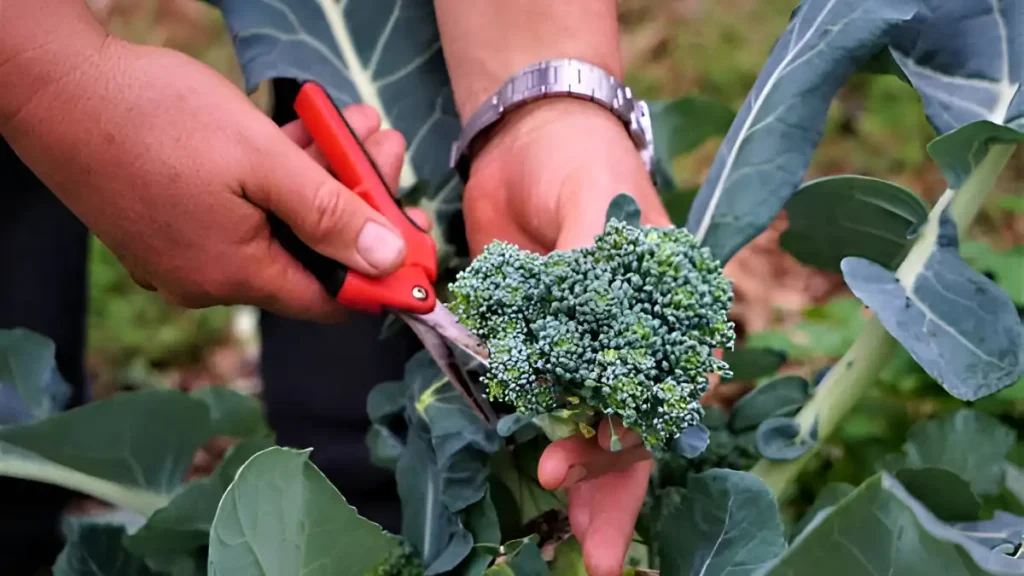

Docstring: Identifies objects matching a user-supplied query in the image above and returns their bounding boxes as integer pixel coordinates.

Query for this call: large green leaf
[684,0,920,263]
[842,211,1024,400]
[659,469,787,576]
[208,0,466,263]
[760,473,1024,575]
[0,328,72,425]
[397,431,474,575]
[407,350,501,513]
[456,489,502,576]
[780,176,929,272]
[417,376,502,512]
[124,438,275,570]
[886,0,1022,142]
[208,447,400,576]
[0,390,212,515]
[897,409,1016,496]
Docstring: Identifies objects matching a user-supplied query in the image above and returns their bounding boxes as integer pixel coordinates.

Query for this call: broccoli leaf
[190,386,271,440]
[761,473,1024,575]
[893,409,1016,496]
[755,417,817,462]
[648,96,736,160]
[672,424,711,459]
[685,0,920,263]
[0,328,72,425]
[659,469,786,576]
[928,122,1024,190]
[720,347,787,382]
[790,483,854,540]
[53,515,156,576]
[780,176,929,272]
[0,390,211,515]
[208,0,466,264]
[894,467,982,523]
[456,490,501,576]
[409,354,501,512]
[729,376,812,433]
[842,211,1023,401]
[955,511,1024,553]
[208,447,401,576]
[605,194,642,228]
[484,538,548,576]
[397,432,474,575]
[124,438,275,570]
[886,0,1022,140]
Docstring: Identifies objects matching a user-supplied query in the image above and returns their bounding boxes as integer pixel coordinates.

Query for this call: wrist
[0,0,109,133]
[469,97,632,179]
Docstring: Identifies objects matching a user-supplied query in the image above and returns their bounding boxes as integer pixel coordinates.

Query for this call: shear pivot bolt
[412,286,428,301]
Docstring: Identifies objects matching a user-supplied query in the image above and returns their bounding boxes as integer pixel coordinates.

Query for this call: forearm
[0,0,107,132]
[433,1,622,121]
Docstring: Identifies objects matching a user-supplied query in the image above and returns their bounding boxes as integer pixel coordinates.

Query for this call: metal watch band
[449,58,655,181]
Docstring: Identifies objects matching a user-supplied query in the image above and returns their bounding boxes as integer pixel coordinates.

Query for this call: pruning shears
[270,81,496,424]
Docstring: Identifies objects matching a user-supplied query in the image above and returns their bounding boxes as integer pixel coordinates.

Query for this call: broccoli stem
[751,142,1019,497]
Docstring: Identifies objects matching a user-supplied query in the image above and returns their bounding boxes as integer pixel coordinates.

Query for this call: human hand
[1,38,426,322]
[462,97,670,576]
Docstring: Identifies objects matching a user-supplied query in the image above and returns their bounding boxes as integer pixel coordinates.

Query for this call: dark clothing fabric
[0,78,413,573]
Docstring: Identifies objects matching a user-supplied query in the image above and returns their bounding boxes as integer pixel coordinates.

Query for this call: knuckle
[380,129,406,153]
[309,180,356,241]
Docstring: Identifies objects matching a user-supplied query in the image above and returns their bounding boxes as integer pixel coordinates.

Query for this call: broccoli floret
[366,542,425,576]
[448,219,735,450]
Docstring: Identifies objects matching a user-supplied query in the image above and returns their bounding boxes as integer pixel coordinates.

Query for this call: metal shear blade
[396,305,496,424]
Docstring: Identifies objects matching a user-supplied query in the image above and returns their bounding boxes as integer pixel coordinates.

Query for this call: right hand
[1,37,419,322]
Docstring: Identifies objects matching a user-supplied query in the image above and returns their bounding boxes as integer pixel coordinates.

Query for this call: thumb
[244,132,406,277]
[555,185,671,252]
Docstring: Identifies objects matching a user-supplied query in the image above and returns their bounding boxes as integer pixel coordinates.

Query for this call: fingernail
[357,221,404,271]
[560,465,588,489]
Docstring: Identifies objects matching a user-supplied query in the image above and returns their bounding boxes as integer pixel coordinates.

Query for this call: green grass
[86,238,232,375]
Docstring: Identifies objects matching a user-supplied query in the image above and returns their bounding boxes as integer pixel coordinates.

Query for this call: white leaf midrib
[694,0,839,243]
[317,0,418,187]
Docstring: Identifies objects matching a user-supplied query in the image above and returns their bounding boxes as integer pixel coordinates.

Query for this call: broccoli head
[448,219,735,450]
[366,542,425,576]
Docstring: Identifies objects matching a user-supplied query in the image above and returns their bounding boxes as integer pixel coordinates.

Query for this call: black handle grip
[267,214,349,298]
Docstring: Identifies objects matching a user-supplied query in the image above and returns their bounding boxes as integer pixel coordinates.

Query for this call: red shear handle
[275,81,438,315]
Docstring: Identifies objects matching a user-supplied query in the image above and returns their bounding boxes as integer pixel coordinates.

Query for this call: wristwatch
[449,58,656,182]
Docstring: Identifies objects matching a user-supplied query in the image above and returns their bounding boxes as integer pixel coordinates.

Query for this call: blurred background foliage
[82,0,1022,499]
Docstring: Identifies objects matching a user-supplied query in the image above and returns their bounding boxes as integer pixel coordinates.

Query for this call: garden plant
[0,0,1022,574]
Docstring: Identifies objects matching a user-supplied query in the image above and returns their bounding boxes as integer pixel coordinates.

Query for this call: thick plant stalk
[0,459,170,516]
[751,142,1019,497]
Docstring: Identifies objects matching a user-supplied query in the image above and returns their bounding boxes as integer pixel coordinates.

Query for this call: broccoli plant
[0,0,1022,575]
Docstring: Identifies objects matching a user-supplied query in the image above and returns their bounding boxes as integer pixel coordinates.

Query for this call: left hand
[463,97,670,576]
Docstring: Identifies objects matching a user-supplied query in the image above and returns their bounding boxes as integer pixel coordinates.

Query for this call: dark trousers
[0,80,414,572]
